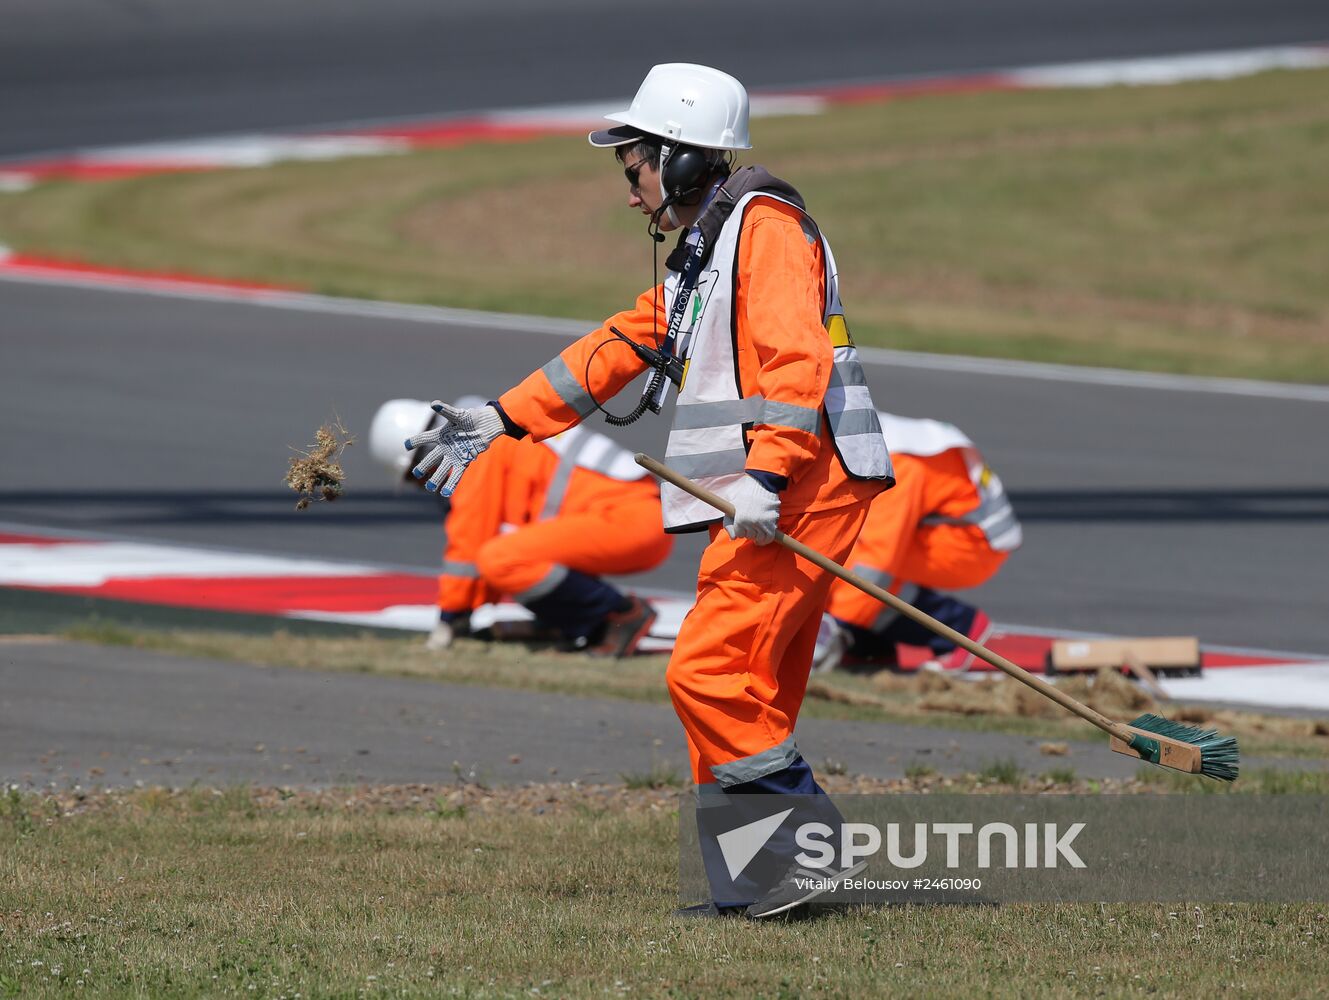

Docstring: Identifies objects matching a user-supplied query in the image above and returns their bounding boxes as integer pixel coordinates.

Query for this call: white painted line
[0,267,589,335]
[0,541,387,587]
[4,265,1326,403]
[0,518,439,578]
[7,43,1327,180]
[854,348,1329,403]
[1159,663,1329,710]
[82,134,411,168]
[293,605,441,632]
[1010,44,1329,88]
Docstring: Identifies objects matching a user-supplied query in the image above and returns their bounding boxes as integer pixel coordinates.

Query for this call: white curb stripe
[1009,44,1329,88]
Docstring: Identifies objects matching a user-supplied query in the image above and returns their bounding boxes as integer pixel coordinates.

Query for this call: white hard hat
[369,398,435,478]
[588,63,751,151]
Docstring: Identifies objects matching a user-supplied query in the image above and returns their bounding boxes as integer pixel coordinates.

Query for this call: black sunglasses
[623,155,653,189]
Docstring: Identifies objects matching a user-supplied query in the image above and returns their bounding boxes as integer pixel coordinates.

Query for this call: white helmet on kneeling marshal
[588,63,751,151]
[369,399,435,479]
[369,396,491,480]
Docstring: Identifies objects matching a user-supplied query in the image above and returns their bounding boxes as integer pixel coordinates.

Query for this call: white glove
[407,401,506,497]
[724,475,781,545]
[425,620,454,651]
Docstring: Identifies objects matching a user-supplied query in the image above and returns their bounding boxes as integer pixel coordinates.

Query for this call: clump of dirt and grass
[812,662,1329,757]
[283,419,354,510]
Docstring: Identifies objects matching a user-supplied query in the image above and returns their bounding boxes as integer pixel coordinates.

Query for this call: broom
[636,454,1239,782]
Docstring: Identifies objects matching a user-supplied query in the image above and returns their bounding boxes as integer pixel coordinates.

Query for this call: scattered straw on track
[811,666,1329,744]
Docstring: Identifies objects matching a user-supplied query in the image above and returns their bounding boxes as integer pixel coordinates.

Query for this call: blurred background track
[3,0,1328,158]
[3,279,1327,653]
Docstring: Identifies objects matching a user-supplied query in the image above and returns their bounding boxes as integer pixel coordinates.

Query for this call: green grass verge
[2,784,1326,998]
[45,612,1329,761]
[1,70,1327,380]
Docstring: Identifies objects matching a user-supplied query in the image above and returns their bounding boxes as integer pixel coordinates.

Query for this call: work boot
[672,901,746,920]
[745,859,868,920]
[586,596,657,659]
[928,609,993,671]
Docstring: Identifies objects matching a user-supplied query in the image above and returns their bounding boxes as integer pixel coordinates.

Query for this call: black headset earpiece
[661,145,710,200]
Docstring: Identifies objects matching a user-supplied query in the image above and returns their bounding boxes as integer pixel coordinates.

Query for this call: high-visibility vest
[877,413,1023,552]
[443,428,651,577]
[536,425,648,518]
[661,191,893,530]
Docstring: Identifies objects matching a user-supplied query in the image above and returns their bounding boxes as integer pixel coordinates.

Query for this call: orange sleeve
[734,200,831,482]
[436,440,510,616]
[498,286,667,441]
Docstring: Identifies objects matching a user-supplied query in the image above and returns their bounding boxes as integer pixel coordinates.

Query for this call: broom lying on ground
[637,454,1239,782]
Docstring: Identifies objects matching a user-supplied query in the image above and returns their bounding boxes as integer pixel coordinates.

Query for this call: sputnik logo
[716,808,794,880]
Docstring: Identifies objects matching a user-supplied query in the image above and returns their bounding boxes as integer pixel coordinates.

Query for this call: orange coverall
[499,198,882,786]
[827,449,1009,631]
[437,434,672,622]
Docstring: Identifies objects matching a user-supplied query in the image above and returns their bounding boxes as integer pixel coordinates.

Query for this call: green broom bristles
[1129,712,1240,782]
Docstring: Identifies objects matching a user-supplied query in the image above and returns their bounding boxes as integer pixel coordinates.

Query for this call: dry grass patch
[2,780,1327,998]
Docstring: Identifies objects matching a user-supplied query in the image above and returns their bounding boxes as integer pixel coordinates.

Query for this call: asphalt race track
[2,5,1328,792]
[3,0,1328,157]
[4,278,1327,655]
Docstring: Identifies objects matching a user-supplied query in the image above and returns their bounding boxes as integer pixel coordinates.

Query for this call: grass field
[1,70,1327,381]
[58,620,1329,762]
[3,780,1327,999]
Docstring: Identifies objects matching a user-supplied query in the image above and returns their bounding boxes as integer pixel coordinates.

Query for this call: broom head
[1109,713,1239,782]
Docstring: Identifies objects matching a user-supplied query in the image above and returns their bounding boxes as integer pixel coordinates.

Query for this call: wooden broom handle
[636,453,1134,743]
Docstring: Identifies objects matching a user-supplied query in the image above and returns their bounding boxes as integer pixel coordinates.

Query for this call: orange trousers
[666,501,870,786]
[474,495,673,596]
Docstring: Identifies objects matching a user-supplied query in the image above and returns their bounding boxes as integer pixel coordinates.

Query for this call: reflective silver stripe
[710,734,800,787]
[851,564,893,588]
[541,356,597,417]
[828,359,868,389]
[827,407,882,438]
[576,435,635,478]
[668,448,749,478]
[874,582,919,631]
[978,506,1023,552]
[673,397,764,431]
[760,399,820,435]
[540,428,594,518]
[513,564,569,603]
[675,396,820,438]
[922,490,1021,551]
[441,560,479,578]
[986,518,1023,552]
[851,563,905,630]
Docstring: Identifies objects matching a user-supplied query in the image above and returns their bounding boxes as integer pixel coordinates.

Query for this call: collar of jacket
[665,166,806,269]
